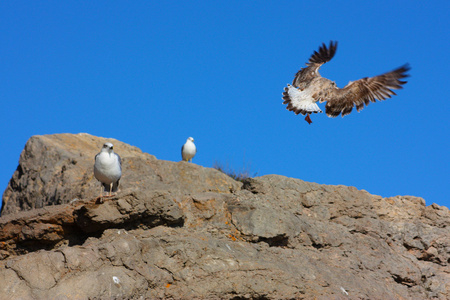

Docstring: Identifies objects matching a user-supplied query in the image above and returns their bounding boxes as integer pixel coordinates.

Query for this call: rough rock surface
[0,133,449,299]
[1,133,239,216]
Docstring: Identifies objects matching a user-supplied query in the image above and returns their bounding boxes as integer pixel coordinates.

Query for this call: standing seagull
[94,142,122,200]
[181,137,196,162]
[282,41,410,124]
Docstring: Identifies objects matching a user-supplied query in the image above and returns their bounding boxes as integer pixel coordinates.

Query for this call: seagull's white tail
[282,85,322,115]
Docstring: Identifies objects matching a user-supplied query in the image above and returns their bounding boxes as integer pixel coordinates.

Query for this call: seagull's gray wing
[116,153,122,170]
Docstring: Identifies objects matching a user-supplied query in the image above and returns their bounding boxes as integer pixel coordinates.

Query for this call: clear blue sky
[1,1,449,210]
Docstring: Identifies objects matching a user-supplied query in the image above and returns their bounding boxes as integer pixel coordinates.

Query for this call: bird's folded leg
[305,114,313,124]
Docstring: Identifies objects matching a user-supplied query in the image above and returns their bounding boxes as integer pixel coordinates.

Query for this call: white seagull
[94,142,122,199]
[282,41,410,124]
[181,137,196,162]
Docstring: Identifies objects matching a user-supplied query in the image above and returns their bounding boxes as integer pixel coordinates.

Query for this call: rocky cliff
[0,133,448,299]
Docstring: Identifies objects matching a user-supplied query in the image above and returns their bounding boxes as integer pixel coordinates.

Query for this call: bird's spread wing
[292,41,338,90]
[324,64,410,117]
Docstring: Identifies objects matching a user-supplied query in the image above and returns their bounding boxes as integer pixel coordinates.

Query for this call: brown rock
[0,134,449,299]
[1,133,240,215]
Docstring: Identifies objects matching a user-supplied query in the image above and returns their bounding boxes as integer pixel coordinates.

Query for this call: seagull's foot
[305,114,313,125]
[95,194,116,204]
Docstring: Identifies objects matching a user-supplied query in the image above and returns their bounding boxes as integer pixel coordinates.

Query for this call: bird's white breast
[94,152,121,184]
[182,141,196,159]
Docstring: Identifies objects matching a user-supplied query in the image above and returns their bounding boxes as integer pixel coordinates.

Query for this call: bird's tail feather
[282,85,322,115]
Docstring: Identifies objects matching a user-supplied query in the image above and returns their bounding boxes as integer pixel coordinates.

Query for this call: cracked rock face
[0,133,449,299]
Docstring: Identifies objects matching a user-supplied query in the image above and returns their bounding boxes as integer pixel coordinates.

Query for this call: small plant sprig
[212,161,257,182]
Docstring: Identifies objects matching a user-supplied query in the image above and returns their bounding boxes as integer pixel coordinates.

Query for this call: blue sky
[1,1,449,210]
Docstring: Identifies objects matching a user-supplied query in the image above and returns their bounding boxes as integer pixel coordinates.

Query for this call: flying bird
[282,41,410,124]
[94,142,122,200]
[181,137,196,162]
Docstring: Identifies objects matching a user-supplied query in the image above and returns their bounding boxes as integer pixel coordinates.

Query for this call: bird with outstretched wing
[282,41,410,124]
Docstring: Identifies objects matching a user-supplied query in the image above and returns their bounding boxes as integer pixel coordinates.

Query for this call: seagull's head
[187,137,194,143]
[102,142,114,153]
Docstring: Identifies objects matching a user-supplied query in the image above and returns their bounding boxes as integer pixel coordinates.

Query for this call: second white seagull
[181,137,196,162]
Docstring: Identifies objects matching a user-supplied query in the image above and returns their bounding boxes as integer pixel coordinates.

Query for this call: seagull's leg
[305,114,313,125]
[97,183,104,203]
[109,182,113,197]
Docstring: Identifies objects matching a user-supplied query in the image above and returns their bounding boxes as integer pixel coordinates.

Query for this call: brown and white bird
[282,41,410,124]
[94,142,122,200]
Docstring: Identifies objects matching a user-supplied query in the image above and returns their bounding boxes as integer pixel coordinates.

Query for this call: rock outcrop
[1,133,239,216]
[0,133,448,299]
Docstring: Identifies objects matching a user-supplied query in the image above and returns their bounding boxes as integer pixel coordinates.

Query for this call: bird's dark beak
[305,114,313,125]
